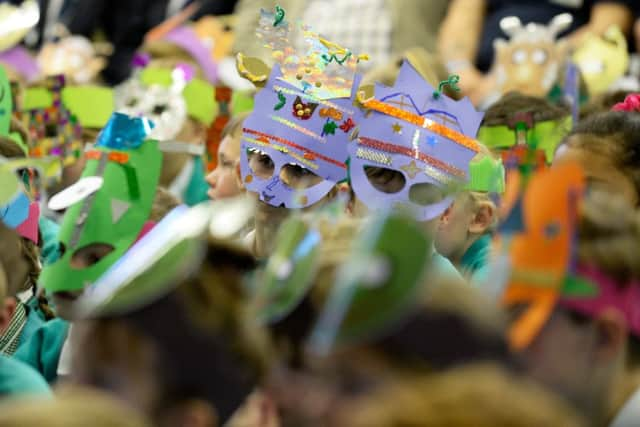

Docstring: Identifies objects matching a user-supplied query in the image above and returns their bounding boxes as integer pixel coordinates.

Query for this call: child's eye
[282,164,321,189]
[222,160,235,168]
[247,150,275,178]
[152,104,168,115]
[126,98,138,108]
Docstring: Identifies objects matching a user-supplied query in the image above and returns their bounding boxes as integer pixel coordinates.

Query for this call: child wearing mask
[497,162,640,426]
[349,60,485,279]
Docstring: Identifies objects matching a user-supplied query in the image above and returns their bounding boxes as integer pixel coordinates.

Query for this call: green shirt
[14,318,69,383]
[0,355,51,397]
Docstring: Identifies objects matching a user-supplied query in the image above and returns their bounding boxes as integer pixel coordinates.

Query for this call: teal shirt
[432,252,464,282]
[0,355,51,397]
[38,217,61,266]
[19,301,46,347]
[460,234,492,284]
[14,318,69,383]
[183,156,210,206]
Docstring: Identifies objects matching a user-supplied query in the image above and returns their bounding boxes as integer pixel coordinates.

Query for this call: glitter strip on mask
[244,128,346,169]
[424,164,458,185]
[361,98,481,152]
[269,115,325,142]
[358,136,465,178]
[355,147,392,166]
[274,85,355,116]
[85,150,130,164]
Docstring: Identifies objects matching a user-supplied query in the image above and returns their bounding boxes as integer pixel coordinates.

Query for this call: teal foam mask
[41,113,162,293]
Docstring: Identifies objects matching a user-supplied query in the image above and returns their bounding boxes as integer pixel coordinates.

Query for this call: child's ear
[594,308,627,363]
[469,201,496,235]
[234,162,244,190]
[0,297,17,335]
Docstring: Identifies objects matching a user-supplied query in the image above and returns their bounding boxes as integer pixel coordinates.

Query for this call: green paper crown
[466,155,506,193]
[140,67,218,125]
[477,116,572,163]
[22,85,114,129]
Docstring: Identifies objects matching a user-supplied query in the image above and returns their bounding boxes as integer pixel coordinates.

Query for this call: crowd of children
[1,1,640,426]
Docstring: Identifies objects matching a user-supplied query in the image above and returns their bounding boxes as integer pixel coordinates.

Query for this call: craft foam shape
[0,166,19,205]
[501,162,585,350]
[240,64,364,208]
[48,176,104,211]
[40,112,162,293]
[308,213,432,354]
[573,26,629,96]
[0,46,39,82]
[0,65,11,135]
[561,264,640,339]
[493,13,572,97]
[14,201,39,243]
[254,217,321,324]
[0,191,29,228]
[162,26,218,84]
[22,86,52,110]
[0,0,39,52]
[62,86,115,129]
[350,60,483,222]
[466,155,506,193]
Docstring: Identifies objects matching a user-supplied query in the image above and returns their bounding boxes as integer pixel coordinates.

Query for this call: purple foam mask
[0,46,39,82]
[241,65,363,208]
[163,26,217,84]
[349,60,484,222]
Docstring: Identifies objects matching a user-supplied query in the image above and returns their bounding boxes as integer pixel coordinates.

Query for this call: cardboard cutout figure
[493,14,572,97]
[573,26,629,96]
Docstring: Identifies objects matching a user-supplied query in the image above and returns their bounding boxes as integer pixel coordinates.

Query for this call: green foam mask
[252,217,322,324]
[477,116,572,163]
[308,213,432,354]
[41,112,162,293]
[140,67,217,125]
[0,65,12,136]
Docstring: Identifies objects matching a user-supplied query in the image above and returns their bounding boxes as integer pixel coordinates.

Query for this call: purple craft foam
[240,65,363,208]
[0,46,40,82]
[162,26,217,84]
[349,60,484,222]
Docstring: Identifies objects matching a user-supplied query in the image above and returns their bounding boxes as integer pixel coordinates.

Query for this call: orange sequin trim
[361,98,481,152]
[85,150,130,164]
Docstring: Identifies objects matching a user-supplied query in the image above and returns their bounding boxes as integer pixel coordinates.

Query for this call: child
[555,103,640,207]
[349,60,484,279]
[0,222,50,397]
[496,164,640,425]
[436,148,505,283]
[71,204,270,427]
[205,111,249,200]
[235,8,364,257]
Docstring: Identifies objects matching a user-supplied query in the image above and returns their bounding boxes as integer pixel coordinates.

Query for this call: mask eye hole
[280,164,322,189]
[247,149,275,179]
[364,166,406,194]
[152,104,168,115]
[408,183,446,206]
[70,243,115,270]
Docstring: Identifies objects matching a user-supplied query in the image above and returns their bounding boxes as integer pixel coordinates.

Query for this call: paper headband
[349,60,483,221]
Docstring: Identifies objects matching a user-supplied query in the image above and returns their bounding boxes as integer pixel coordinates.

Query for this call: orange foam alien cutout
[502,161,585,350]
[493,13,572,97]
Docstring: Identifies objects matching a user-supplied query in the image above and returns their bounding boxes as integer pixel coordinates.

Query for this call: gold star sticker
[391,122,403,134]
[401,160,421,179]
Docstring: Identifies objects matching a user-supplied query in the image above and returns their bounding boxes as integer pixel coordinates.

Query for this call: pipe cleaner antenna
[433,75,461,99]
[273,5,285,27]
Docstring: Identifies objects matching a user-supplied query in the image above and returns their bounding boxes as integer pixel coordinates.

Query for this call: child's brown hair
[565,111,640,203]
[482,92,570,126]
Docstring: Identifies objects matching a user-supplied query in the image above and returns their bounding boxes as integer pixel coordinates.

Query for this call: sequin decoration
[391,122,403,134]
[274,91,287,110]
[274,86,355,115]
[321,119,338,136]
[269,115,325,142]
[358,136,465,178]
[244,127,346,169]
[361,98,481,153]
[339,118,355,133]
[355,147,392,166]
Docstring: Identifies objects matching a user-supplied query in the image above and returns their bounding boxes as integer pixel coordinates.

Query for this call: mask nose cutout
[70,243,115,269]
[408,183,446,206]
